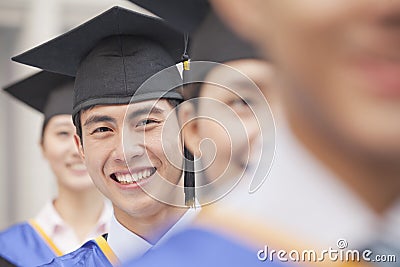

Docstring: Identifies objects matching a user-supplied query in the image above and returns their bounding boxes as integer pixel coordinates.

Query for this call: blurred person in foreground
[0,71,111,266]
[208,0,400,253]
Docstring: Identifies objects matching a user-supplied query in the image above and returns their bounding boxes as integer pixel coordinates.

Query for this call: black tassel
[181,32,195,207]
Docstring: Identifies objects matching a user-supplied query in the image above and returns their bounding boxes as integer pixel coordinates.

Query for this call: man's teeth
[115,169,152,184]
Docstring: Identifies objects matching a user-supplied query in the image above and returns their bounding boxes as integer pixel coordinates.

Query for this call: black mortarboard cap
[126,1,260,85]
[12,6,185,120]
[127,0,210,33]
[127,0,259,62]
[190,10,261,62]
[3,71,74,122]
[182,9,263,85]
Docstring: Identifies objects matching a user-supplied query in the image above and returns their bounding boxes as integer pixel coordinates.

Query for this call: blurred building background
[0,0,151,229]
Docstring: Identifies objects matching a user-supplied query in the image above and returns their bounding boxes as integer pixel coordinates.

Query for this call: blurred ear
[178,101,201,157]
[74,134,85,160]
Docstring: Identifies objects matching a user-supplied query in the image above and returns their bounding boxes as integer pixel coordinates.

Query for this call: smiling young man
[12,6,197,266]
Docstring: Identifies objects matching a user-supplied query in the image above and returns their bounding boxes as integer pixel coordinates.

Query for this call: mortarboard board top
[3,71,74,121]
[12,6,185,118]
[12,6,184,77]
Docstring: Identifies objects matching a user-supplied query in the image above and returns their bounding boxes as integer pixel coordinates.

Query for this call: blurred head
[211,0,400,160]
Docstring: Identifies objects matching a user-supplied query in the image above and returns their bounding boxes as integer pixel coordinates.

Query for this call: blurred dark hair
[183,82,206,111]
[39,119,49,145]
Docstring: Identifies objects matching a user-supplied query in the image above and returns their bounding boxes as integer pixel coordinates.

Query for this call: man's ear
[178,101,201,157]
[74,134,85,160]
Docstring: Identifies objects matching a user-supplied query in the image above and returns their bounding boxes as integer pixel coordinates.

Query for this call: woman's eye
[136,119,159,127]
[57,131,70,136]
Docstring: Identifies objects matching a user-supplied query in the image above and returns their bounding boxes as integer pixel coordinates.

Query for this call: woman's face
[41,114,94,192]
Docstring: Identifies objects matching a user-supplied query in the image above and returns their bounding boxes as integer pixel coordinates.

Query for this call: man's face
[211,0,400,158]
[77,99,183,217]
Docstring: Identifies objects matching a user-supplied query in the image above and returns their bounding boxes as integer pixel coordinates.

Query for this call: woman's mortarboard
[3,71,74,123]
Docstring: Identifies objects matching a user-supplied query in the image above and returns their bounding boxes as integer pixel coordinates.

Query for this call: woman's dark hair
[40,119,49,145]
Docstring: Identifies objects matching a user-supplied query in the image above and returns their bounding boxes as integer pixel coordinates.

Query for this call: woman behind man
[1,71,111,266]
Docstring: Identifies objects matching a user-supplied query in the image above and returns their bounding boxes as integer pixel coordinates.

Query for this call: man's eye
[230,98,251,108]
[91,127,111,134]
[136,119,159,127]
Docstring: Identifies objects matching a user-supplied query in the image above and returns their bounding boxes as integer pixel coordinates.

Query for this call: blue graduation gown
[123,227,288,267]
[0,221,60,267]
[41,236,118,267]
